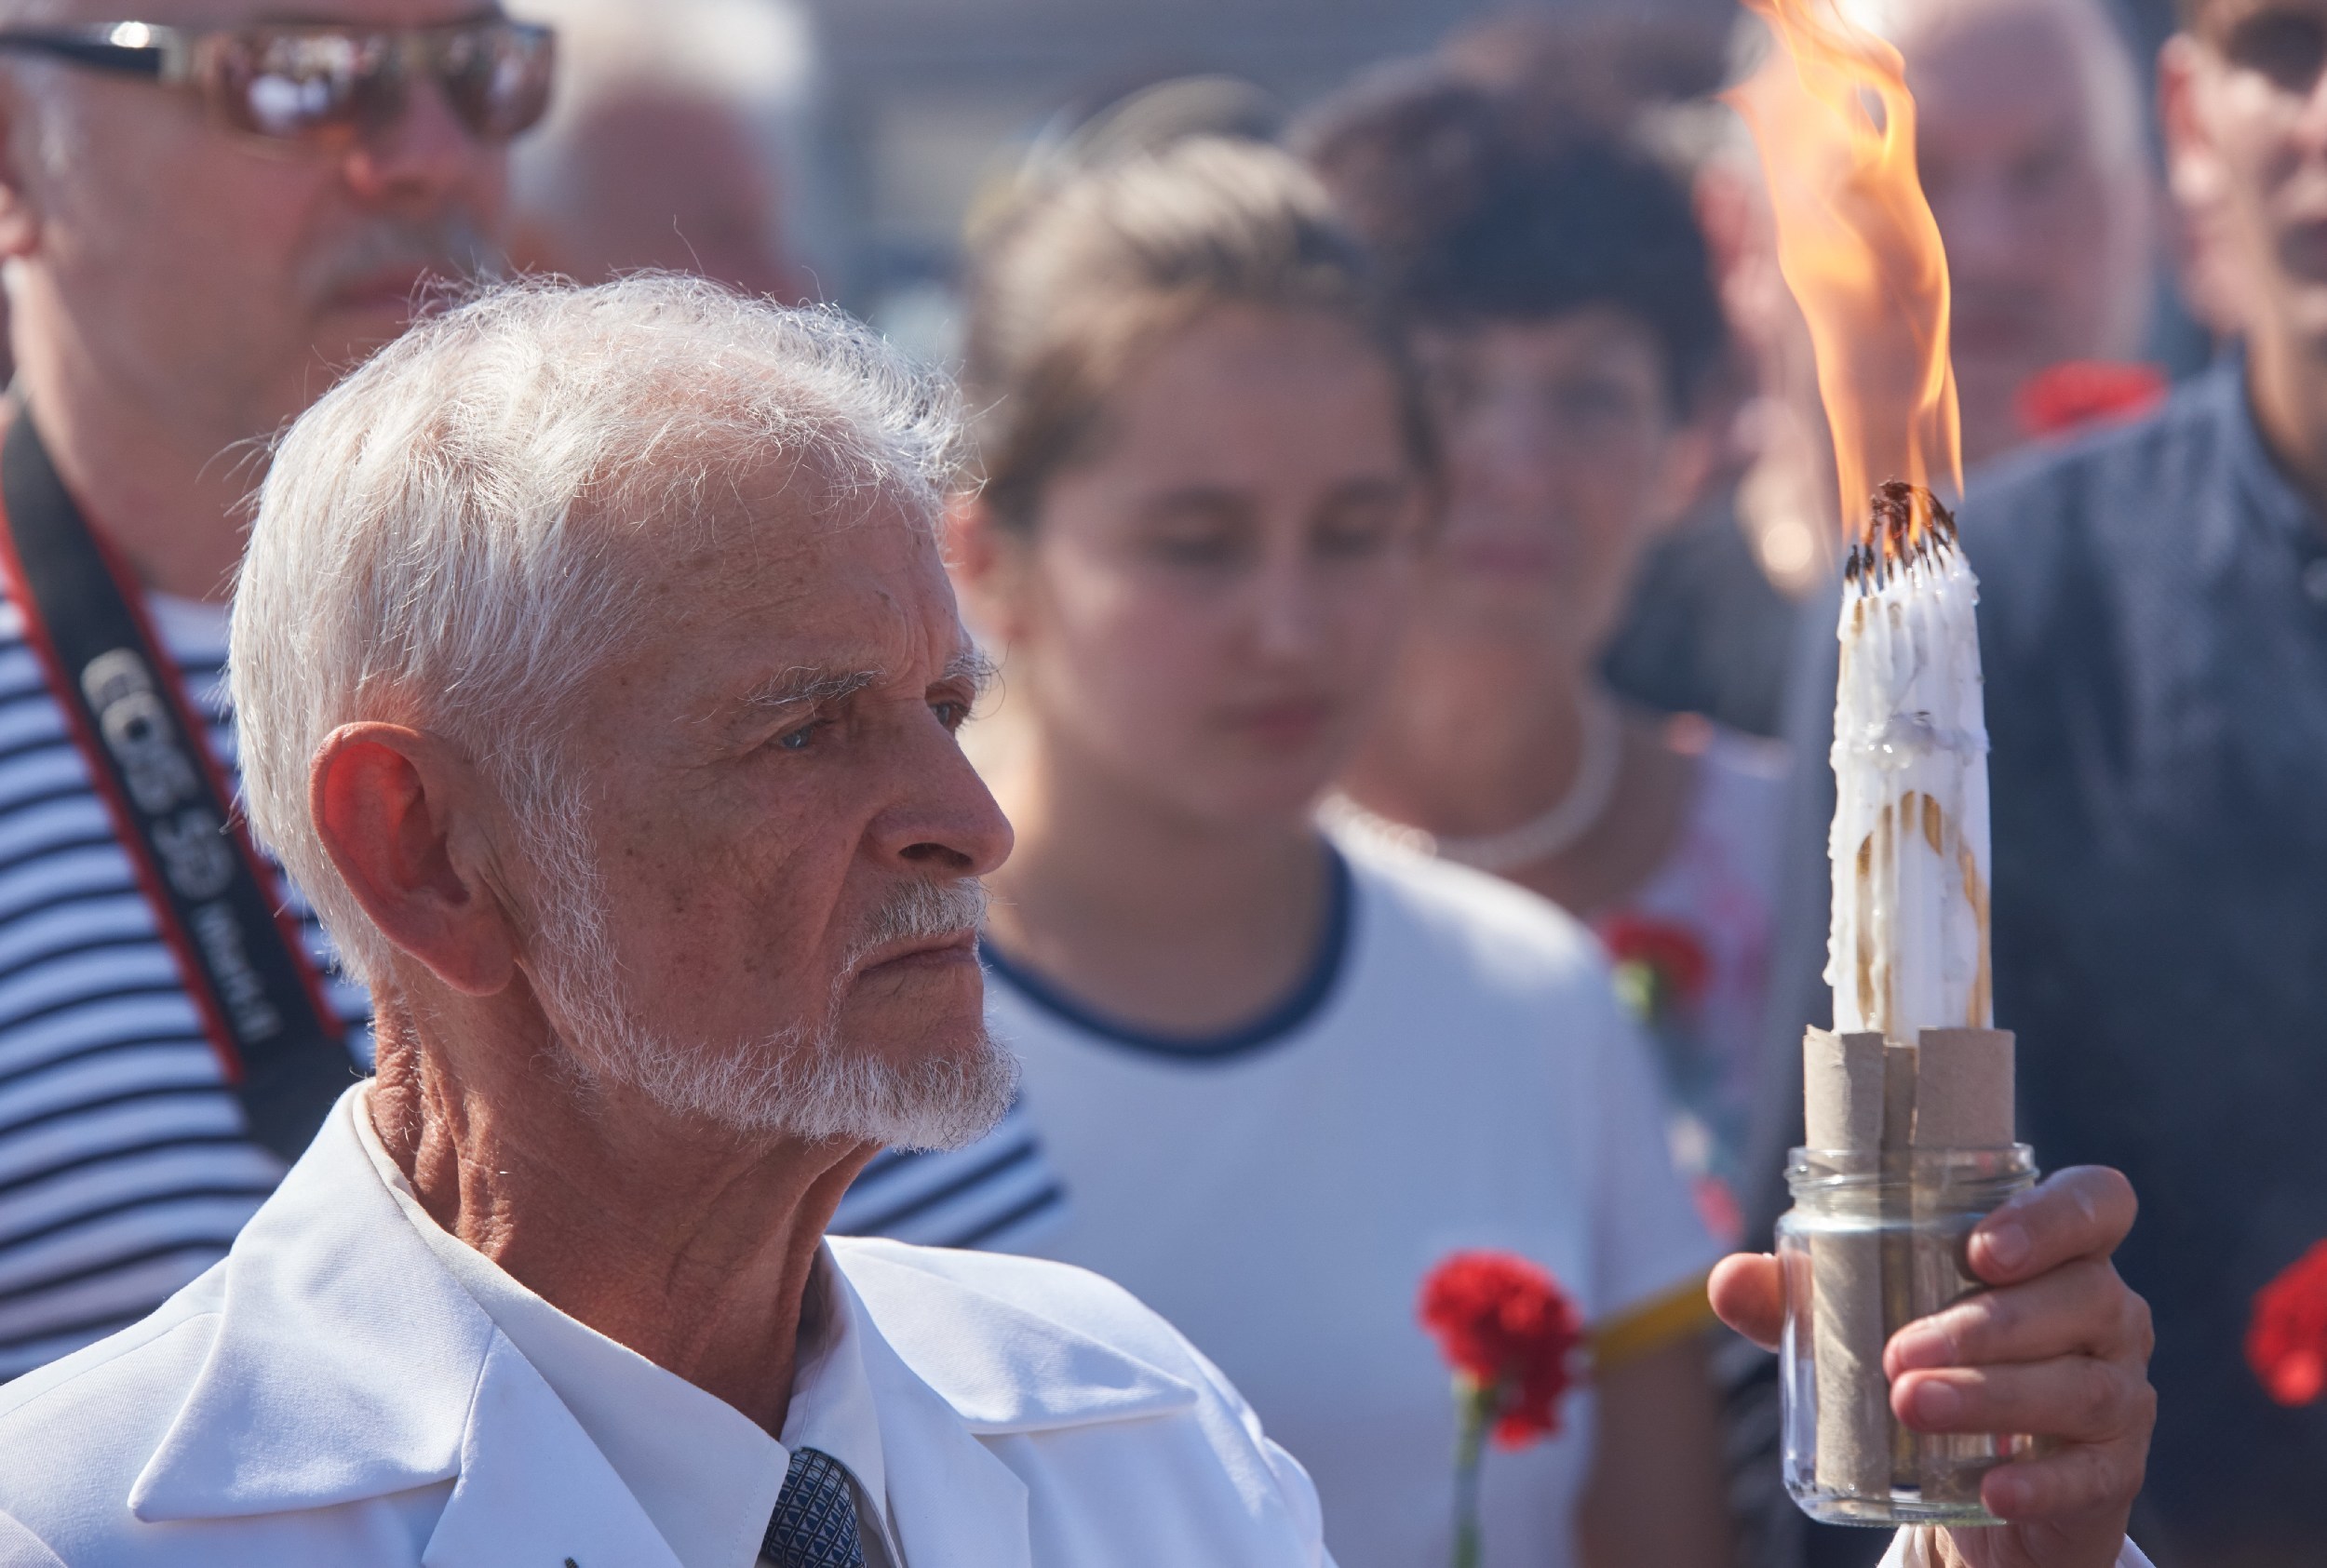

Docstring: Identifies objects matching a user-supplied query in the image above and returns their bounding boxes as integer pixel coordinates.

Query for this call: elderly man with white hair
[0,277,2156,1568]
[504,1,1071,1253]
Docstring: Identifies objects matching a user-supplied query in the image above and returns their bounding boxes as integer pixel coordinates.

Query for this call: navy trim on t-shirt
[979,841,1353,1062]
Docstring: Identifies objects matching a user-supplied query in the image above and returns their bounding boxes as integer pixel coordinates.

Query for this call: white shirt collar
[352,1089,894,1568]
[781,1253,895,1554]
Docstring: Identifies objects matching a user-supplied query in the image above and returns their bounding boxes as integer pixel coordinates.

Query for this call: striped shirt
[0,586,1061,1378]
[827,1095,1066,1251]
[0,590,370,1380]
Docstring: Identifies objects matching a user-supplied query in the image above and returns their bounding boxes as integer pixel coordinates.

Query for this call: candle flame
[1729,0,1961,542]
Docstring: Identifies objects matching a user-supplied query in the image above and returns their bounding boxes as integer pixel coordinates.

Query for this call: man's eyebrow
[739,666,883,712]
[942,649,999,695]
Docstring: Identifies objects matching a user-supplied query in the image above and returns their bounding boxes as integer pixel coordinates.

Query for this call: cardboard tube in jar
[1804,1028,1893,1498]
[1909,1028,2015,1148]
[1908,1027,2017,1501]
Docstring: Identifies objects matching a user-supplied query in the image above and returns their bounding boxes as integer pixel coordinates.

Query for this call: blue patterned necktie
[763,1446,868,1568]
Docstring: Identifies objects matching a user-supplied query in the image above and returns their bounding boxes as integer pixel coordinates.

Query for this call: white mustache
[845,878,989,974]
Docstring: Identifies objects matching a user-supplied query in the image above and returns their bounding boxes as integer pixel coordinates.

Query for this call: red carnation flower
[2015,360,2168,440]
[1599,914,1712,1023]
[1419,1250,1583,1448]
[2250,1240,2327,1406]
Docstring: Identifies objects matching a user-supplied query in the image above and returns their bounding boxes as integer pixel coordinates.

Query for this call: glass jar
[1777,1145,2039,1527]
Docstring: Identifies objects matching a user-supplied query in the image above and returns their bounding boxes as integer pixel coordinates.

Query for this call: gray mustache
[302,213,499,302]
[850,878,989,968]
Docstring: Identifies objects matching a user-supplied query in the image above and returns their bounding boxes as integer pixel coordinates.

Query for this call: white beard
[561,1008,1019,1152]
[519,804,1016,1151]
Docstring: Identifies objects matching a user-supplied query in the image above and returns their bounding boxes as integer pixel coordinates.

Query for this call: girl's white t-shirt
[982,834,1717,1568]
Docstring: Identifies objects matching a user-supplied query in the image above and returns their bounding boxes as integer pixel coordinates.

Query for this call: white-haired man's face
[508,478,1017,1149]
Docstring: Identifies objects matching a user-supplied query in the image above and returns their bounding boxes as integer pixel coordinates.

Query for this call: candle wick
[1848,481,1957,596]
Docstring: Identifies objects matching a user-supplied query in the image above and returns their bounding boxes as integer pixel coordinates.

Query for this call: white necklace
[1326,690,1626,874]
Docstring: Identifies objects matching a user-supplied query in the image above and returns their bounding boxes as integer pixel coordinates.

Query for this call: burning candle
[1729,0,1990,1044]
[1738,0,2024,1525]
[1831,483,1992,1039]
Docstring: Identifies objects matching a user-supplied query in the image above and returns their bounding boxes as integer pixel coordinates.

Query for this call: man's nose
[341,74,501,208]
[877,735,1016,880]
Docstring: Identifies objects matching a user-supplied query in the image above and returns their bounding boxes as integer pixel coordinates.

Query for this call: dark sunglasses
[2209,5,2327,95]
[0,18,555,148]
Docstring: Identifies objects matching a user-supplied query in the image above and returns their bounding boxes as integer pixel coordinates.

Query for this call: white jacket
[0,1093,1329,1568]
[0,1092,2157,1568]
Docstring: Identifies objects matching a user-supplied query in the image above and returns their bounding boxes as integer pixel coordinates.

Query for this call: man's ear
[943,491,1029,646]
[2159,34,2223,210]
[309,724,518,997]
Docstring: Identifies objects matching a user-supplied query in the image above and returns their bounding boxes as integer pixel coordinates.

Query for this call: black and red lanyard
[0,405,350,1164]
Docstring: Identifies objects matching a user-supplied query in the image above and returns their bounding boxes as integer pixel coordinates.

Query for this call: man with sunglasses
[1757,1,2327,1562]
[0,3,548,1381]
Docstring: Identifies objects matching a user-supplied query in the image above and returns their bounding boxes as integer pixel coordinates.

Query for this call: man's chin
[836,970,989,1054]
[716,998,1017,1150]
[823,1023,1020,1154]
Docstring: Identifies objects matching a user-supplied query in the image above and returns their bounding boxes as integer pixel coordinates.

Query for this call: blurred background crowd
[0,0,2321,1563]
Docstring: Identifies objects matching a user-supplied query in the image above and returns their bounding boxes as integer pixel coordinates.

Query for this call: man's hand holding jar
[1712,1166,2157,1568]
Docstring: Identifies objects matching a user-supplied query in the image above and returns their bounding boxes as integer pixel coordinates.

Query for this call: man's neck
[366,998,874,1436]
[2245,328,2327,528]
[11,310,261,603]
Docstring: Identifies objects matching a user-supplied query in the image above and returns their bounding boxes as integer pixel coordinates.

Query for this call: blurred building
[802,0,1730,350]
[800,0,2175,363]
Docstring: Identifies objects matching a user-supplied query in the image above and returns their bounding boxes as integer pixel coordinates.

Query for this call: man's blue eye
[777,723,820,752]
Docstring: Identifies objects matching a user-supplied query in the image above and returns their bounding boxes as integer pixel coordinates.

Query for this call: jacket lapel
[421,1334,681,1568]
[831,1240,1203,1568]
[831,1240,1197,1434]
[128,1096,1228,1568]
[843,1272,1034,1568]
[129,1090,486,1521]
[128,1090,676,1568]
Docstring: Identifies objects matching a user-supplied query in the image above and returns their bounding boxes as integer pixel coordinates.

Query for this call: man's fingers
[1980,1438,2150,1521]
[1969,1165,2136,1286]
[1886,1257,2149,1374]
[1892,1357,2154,1446]
[1709,1253,1782,1350]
